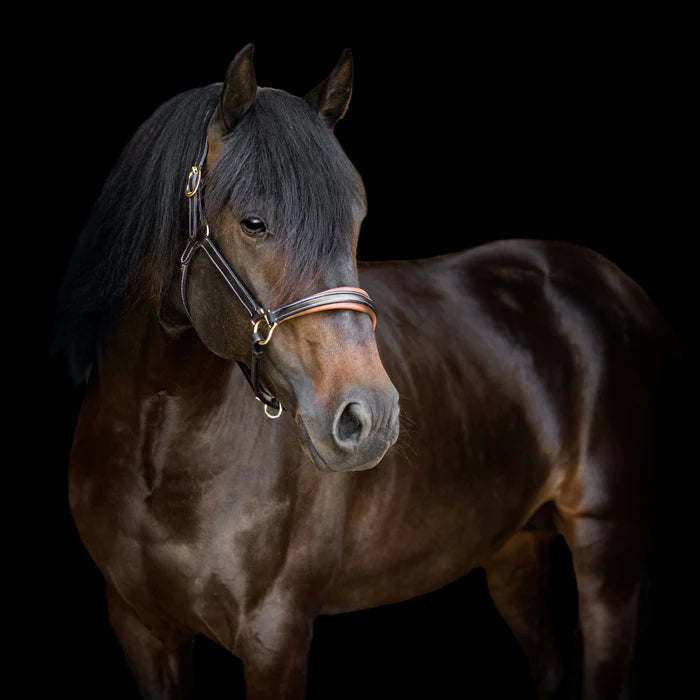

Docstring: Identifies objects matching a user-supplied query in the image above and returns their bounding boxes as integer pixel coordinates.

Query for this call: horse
[54,44,679,699]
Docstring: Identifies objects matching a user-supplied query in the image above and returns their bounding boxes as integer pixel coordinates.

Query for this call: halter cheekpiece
[179,115,377,419]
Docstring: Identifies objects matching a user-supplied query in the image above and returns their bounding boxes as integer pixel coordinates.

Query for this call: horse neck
[92,297,234,413]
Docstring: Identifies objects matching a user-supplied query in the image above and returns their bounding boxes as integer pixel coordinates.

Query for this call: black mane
[53,84,365,384]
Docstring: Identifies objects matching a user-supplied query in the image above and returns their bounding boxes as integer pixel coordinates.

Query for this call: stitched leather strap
[267,287,376,329]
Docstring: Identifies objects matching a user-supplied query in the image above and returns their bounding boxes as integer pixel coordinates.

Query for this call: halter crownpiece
[179,117,377,418]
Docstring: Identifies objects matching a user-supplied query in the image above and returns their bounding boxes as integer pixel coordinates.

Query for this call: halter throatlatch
[179,122,377,419]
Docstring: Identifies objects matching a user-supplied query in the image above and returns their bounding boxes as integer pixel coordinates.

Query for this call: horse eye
[240,216,267,237]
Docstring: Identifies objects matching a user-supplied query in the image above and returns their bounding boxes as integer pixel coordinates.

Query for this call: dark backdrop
[40,15,692,700]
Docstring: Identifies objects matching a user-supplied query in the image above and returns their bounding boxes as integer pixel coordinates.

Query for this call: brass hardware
[264,402,284,419]
[185,166,202,197]
[252,318,278,346]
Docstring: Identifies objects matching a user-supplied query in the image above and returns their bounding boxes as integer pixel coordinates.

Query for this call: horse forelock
[208,88,366,305]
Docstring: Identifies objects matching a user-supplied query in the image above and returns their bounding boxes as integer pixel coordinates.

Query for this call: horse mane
[53,83,219,383]
[53,83,365,385]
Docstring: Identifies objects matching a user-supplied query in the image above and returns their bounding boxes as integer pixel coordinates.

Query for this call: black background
[38,11,693,700]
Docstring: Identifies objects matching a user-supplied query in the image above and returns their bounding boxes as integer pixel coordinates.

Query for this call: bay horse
[55,44,678,699]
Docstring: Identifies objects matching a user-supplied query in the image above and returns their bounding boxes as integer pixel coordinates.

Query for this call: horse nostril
[333,401,370,449]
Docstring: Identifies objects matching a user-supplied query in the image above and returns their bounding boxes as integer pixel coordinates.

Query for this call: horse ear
[214,43,258,134]
[305,49,353,130]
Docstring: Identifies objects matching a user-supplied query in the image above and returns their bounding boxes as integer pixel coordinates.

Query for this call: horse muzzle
[296,384,400,472]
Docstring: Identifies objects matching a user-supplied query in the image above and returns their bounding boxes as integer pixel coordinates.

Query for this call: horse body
[68,225,672,698]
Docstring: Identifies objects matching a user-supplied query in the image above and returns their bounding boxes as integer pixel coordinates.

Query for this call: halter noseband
[179,123,377,419]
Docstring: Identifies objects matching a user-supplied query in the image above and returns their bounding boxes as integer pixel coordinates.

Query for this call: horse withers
[55,44,677,699]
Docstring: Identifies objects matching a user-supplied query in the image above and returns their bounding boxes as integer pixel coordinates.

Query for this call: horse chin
[296,415,388,473]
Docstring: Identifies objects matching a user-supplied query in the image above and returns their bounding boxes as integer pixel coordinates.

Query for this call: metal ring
[264,402,284,419]
[252,318,278,345]
[185,166,201,197]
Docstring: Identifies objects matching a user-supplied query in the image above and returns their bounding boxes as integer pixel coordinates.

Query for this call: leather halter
[179,123,377,418]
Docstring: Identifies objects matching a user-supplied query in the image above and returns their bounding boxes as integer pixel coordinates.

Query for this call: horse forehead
[212,95,364,199]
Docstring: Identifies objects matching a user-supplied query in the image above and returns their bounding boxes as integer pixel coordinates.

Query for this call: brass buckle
[185,166,202,197]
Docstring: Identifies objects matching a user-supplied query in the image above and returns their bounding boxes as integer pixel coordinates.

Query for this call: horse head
[175,45,399,472]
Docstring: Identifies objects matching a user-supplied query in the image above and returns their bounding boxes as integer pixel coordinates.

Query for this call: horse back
[362,238,674,353]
